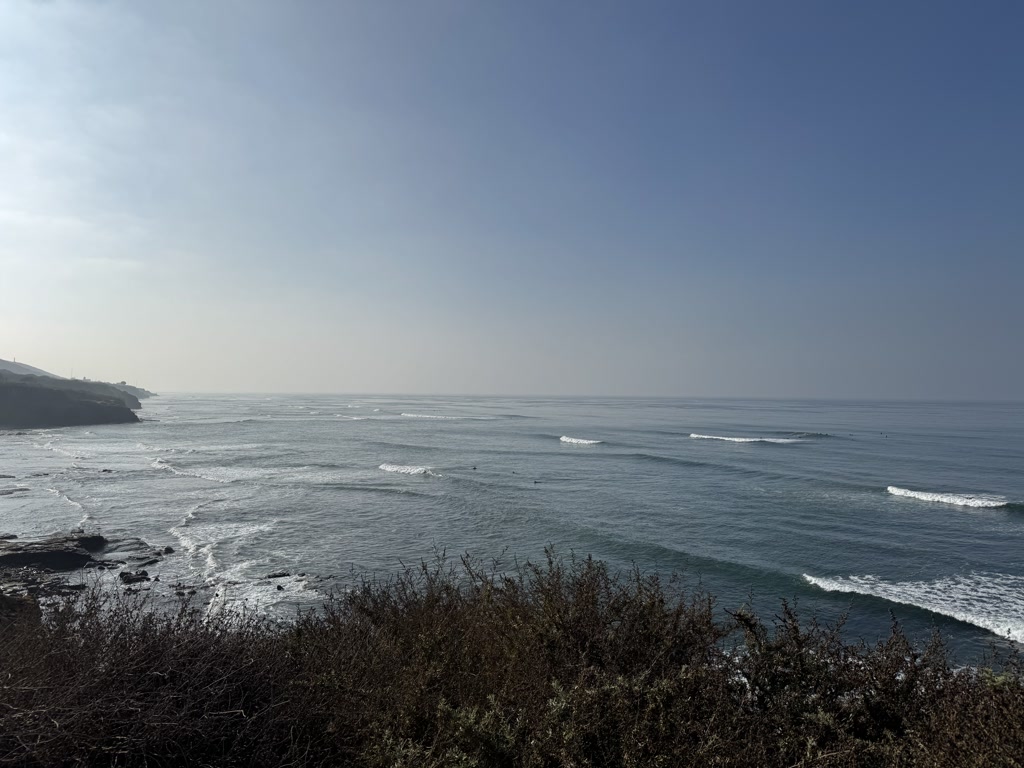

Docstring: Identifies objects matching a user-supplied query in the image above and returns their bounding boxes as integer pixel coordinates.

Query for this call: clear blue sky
[2,1,1021,397]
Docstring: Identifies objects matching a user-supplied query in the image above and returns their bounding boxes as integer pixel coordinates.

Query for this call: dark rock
[119,570,150,584]
[276,585,284,591]
[101,469,113,473]
[77,535,108,552]
[0,534,17,541]
[0,533,109,571]
[0,474,15,479]
[266,571,291,579]
[163,546,174,554]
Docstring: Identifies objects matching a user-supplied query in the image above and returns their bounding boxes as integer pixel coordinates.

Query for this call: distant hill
[0,371,140,429]
[111,382,156,400]
[0,359,62,379]
[0,358,155,401]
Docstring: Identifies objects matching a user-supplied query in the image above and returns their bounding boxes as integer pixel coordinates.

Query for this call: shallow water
[2,395,1022,660]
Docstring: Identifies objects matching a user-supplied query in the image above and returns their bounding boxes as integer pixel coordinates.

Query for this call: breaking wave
[803,572,1024,643]
[887,486,1010,508]
[171,520,278,580]
[560,436,603,445]
[150,459,282,484]
[690,433,801,444]
[401,413,462,420]
[379,463,440,477]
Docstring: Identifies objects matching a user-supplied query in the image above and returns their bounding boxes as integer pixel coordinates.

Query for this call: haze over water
[2,394,1022,661]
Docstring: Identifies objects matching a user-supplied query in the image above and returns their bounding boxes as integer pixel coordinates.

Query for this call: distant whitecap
[690,433,800,444]
[887,485,1008,508]
[379,463,439,477]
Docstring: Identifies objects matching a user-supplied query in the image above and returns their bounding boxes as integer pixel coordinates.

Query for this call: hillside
[0,371,141,429]
[0,358,155,403]
[0,358,61,379]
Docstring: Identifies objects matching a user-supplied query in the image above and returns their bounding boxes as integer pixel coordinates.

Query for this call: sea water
[1,395,1022,660]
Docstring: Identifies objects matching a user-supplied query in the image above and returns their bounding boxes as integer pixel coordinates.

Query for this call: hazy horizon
[3,2,1021,400]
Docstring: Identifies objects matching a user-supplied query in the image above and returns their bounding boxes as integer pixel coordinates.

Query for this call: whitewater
[1,395,1022,661]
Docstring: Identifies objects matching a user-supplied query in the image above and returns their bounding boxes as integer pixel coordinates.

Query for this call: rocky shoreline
[0,531,179,624]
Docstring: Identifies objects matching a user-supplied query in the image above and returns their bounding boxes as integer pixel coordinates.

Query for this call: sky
[1,1,1021,398]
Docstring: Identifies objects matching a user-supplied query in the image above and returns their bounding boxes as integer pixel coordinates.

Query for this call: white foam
[41,440,91,459]
[379,463,439,477]
[560,436,603,445]
[47,487,91,527]
[690,433,800,444]
[887,486,1009,509]
[170,520,277,579]
[401,413,462,420]
[150,460,281,484]
[47,487,83,510]
[804,572,1024,643]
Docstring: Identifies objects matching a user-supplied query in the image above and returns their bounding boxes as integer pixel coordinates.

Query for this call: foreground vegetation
[2,554,1022,767]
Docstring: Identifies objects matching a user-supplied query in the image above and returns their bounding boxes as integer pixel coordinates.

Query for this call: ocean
[2,395,1022,660]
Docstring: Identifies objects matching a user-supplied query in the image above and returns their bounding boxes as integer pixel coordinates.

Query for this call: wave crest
[804,572,1024,643]
[379,463,439,477]
[690,433,800,444]
[560,436,602,445]
[887,486,1009,508]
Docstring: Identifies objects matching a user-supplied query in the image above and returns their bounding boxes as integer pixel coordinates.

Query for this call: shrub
[1,552,1021,766]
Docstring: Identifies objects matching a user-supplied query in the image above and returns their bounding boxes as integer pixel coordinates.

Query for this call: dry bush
[1,551,1022,766]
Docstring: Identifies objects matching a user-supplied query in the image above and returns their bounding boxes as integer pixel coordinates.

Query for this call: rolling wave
[560,436,602,445]
[887,486,1010,508]
[690,433,800,444]
[401,413,463,420]
[379,463,440,477]
[804,572,1024,643]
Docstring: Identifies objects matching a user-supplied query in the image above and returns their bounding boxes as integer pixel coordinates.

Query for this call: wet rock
[163,546,174,555]
[0,474,15,479]
[119,570,150,585]
[0,534,17,541]
[266,571,291,579]
[0,533,110,571]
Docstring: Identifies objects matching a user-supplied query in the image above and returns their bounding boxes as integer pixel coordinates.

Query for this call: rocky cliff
[0,374,140,429]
